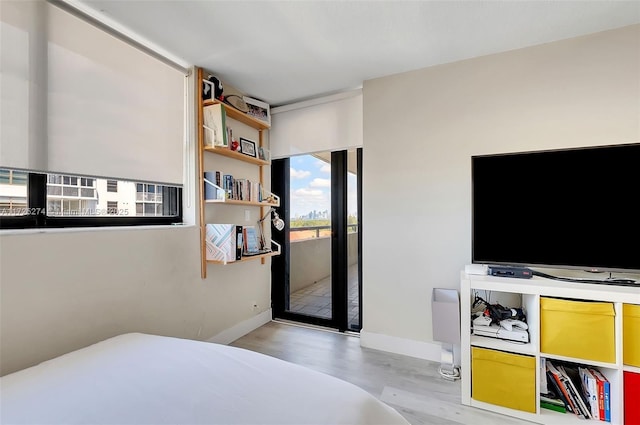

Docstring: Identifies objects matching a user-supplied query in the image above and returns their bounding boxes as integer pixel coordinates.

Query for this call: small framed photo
[257,146,270,161]
[239,137,257,157]
[243,96,271,126]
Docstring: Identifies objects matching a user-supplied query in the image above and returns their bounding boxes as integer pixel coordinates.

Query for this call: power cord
[531,269,637,286]
[438,365,461,381]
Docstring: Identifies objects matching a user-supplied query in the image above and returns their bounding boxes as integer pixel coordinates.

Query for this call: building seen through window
[0,169,179,219]
[0,169,28,215]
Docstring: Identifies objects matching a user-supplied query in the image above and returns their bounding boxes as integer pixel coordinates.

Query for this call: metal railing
[290,224,358,239]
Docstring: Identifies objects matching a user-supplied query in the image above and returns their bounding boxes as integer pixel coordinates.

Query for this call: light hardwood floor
[231,320,534,425]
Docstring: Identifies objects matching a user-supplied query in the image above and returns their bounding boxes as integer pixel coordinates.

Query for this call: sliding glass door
[271,149,362,332]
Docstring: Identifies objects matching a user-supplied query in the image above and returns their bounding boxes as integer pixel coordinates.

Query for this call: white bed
[0,333,410,425]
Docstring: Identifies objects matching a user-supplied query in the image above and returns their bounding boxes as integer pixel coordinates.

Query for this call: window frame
[106,180,118,193]
[0,172,182,230]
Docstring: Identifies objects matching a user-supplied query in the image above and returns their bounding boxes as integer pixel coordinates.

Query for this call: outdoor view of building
[0,168,171,217]
[289,153,357,241]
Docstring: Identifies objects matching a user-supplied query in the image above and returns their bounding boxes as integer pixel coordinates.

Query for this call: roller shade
[0,1,185,185]
[270,89,362,159]
[0,0,48,172]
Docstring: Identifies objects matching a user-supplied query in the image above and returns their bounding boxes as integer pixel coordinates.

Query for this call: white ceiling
[70,0,640,107]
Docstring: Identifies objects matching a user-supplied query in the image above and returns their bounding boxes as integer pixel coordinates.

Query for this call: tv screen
[472,143,640,272]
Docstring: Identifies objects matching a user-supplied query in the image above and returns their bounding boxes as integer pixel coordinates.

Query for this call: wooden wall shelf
[203,99,270,131]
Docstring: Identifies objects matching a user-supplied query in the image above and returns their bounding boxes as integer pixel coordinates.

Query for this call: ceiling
[70,0,640,107]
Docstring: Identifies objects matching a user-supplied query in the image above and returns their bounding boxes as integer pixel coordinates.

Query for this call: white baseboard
[359,329,443,362]
[207,309,272,345]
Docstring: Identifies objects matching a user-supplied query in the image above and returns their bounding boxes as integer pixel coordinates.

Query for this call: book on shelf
[223,174,233,199]
[545,371,573,414]
[203,103,227,147]
[203,171,224,200]
[590,368,611,422]
[540,397,567,413]
[540,358,548,395]
[579,366,600,420]
[205,224,238,262]
[546,361,578,415]
[545,360,612,422]
[243,226,260,255]
[558,365,592,419]
[213,172,264,202]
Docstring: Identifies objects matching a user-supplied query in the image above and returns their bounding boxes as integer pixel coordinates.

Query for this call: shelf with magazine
[541,357,618,423]
[461,273,639,425]
[204,222,281,265]
[197,67,278,278]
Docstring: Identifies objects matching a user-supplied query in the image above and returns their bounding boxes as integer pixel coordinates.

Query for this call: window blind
[0,1,185,185]
[269,89,363,159]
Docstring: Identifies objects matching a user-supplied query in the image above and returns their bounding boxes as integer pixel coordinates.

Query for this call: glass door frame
[271,149,362,332]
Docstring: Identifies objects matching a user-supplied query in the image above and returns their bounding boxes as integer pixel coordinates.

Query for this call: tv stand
[461,272,640,424]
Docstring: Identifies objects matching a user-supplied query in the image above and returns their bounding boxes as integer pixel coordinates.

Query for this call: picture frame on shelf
[258,146,270,161]
[240,137,257,157]
[243,96,270,126]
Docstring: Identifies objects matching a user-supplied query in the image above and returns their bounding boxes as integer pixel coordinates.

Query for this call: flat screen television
[472,143,640,273]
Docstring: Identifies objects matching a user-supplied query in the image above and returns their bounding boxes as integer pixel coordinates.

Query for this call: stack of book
[542,359,611,422]
[204,171,264,203]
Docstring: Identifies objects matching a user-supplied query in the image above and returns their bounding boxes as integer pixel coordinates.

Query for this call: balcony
[136,192,163,203]
[289,225,359,328]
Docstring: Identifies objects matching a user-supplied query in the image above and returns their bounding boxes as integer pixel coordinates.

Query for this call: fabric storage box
[623,304,640,367]
[471,347,536,413]
[540,297,615,363]
[625,371,640,425]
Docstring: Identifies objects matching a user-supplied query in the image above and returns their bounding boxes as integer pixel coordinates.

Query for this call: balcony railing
[290,224,358,240]
[136,192,163,203]
[289,225,359,294]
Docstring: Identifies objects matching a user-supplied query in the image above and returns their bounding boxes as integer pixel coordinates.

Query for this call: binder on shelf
[235,226,243,260]
[203,103,227,147]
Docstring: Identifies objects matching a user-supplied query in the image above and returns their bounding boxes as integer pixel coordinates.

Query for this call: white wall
[361,25,640,359]
[0,225,273,375]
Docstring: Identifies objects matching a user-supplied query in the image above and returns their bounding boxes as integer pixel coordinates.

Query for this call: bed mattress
[0,333,410,425]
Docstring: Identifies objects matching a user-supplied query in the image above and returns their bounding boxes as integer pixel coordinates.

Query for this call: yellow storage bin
[471,347,536,413]
[540,297,615,363]
[624,304,640,367]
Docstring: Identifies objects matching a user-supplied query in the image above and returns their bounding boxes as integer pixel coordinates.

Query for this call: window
[106,201,118,215]
[0,3,185,230]
[0,168,182,229]
[0,169,27,185]
[0,169,28,216]
[135,183,170,217]
[107,180,118,193]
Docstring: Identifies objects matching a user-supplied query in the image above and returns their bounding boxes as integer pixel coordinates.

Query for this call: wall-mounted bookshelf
[197,67,279,278]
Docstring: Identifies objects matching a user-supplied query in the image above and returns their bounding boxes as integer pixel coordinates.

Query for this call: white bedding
[0,333,410,425]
